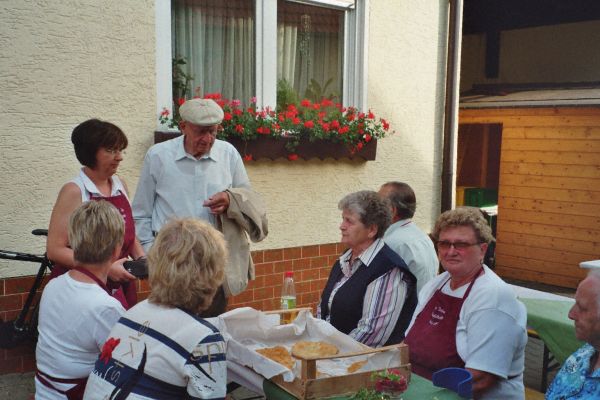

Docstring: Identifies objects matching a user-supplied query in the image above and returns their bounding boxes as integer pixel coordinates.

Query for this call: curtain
[171,0,255,104]
[277,0,344,103]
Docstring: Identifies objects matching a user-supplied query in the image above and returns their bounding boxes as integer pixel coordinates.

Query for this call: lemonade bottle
[280,271,297,324]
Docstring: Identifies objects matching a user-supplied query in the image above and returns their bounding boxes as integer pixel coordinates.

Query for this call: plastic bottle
[280,271,297,324]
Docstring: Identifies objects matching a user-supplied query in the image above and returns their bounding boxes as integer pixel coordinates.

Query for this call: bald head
[568,271,600,348]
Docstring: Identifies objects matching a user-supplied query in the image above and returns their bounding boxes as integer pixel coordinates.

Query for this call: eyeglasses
[436,240,481,251]
[104,148,126,155]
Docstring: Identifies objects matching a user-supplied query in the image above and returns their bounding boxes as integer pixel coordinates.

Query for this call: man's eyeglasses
[436,241,481,251]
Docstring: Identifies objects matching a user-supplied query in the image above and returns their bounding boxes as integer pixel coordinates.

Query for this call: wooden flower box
[154,131,377,161]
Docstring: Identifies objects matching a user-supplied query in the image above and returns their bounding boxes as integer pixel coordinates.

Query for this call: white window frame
[155,0,368,126]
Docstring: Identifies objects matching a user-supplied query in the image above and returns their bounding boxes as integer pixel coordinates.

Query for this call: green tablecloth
[263,374,463,400]
[520,298,583,364]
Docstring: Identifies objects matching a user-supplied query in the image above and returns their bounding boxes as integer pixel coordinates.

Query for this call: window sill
[154,131,377,161]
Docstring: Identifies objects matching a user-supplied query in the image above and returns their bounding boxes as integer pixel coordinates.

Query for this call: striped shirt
[317,239,408,347]
[83,300,226,399]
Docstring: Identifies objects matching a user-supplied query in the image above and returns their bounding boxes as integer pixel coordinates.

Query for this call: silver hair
[338,190,391,239]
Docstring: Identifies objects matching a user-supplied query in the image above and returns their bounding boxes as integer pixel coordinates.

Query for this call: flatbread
[291,341,339,359]
[347,359,367,373]
[256,346,295,369]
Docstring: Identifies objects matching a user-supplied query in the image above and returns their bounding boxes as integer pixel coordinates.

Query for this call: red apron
[404,268,483,379]
[36,267,111,399]
[49,191,137,309]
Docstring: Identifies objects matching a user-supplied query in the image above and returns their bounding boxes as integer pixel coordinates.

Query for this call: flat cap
[179,98,224,126]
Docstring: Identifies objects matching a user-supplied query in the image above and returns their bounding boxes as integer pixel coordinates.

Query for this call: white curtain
[277,0,344,102]
[172,0,255,103]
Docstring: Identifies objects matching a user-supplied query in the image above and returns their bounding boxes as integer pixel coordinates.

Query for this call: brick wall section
[0,242,343,375]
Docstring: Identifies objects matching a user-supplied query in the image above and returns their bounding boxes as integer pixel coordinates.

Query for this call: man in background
[378,181,438,293]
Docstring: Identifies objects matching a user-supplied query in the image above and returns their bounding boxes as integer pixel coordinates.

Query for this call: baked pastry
[347,359,367,373]
[256,346,295,369]
[291,341,339,359]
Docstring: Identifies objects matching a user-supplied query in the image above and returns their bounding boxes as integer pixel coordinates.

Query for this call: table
[510,285,582,364]
[262,374,463,400]
[510,284,583,391]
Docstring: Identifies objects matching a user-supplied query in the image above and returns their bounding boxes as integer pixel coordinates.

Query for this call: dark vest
[319,243,417,346]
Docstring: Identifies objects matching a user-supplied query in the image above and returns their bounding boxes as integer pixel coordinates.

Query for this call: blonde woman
[84,219,228,399]
[36,200,126,399]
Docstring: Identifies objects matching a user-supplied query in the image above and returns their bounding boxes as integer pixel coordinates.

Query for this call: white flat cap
[580,260,600,269]
[179,98,224,126]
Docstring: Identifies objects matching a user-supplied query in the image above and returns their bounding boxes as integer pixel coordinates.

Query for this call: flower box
[153,131,377,161]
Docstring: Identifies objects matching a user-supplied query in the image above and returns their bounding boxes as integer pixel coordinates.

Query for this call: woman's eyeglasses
[104,148,126,155]
[436,241,481,251]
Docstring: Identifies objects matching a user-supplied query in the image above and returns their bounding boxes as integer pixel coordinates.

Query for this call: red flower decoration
[287,153,299,161]
[364,133,372,142]
[304,120,314,129]
[300,99,311,107]
[99,337,120,365]
[382,119,390,131]
[177,98,186,106]
[223,112,232,121]
[235,124,244,134]
[243,154,253,161]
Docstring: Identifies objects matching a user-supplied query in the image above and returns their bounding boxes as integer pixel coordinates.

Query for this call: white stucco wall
[0,0,156,277]
[461,20,600,91]
[0,0,448,278]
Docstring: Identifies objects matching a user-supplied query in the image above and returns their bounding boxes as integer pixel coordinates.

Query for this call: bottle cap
[285,271,293,278]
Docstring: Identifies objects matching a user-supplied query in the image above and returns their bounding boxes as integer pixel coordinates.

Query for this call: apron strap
[73,267,111,295]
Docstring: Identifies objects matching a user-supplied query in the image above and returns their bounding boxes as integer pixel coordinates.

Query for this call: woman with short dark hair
[317,190,417,347]
[47,119,144,309]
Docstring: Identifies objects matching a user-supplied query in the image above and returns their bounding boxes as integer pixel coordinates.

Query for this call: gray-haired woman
[317,190,417,347]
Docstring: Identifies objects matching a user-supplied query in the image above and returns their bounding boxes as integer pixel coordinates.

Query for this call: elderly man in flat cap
[133,98,267,316]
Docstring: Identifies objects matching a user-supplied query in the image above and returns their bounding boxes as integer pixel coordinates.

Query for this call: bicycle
[0,229,149,349]
[0,229,52,349]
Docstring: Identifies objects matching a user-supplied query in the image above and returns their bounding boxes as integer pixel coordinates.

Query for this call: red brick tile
[255,262,274,275]
[5,276,36,295]
[263,249,283,263]
[137,279,151,292]
[327,255,339,265]
[246,300,264,311]
[137,292,150,302]
[296,281,311,294]
[273,260,293,274]
[1,310,21,322]
[273,286,282,299]
[320,266,332,279]
[310,256,330,269]
[292,258,311,271]
[0,279,4,296]
[5,343,34,358]
[0,357,22,374]
[0,294,23,312]
[300,269,319,282]
[262,298,278,311]
[283,247,302,260]
[319,243,339,256]
[230,289,254,305]
[251,250,264,264]
[253,287,274,301]
[263,273,283,288]
[301,245,319,258]
[22,354,36,373]
[310,279,327,293]
[303,291,319,305]
[336,243,348,254]
[246,275,264,290]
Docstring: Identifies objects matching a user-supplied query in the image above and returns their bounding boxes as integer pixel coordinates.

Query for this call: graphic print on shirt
[430,305,446,325]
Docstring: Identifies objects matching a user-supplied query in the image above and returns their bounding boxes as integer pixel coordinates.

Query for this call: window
[155,0,367,122]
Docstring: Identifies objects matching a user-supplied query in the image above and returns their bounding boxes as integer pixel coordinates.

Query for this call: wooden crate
[271,343,411,399]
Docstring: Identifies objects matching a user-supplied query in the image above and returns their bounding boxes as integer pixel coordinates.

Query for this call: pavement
[0,373,33,400]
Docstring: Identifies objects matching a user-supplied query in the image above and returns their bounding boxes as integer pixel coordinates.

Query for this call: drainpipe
[441,0,463,212]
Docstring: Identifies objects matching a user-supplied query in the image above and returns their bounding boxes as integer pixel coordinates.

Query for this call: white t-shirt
[84,300,227,399]
[35,273,125,399]
[406,265,527,400]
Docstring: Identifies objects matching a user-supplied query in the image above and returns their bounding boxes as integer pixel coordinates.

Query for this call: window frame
[155,0,368,126]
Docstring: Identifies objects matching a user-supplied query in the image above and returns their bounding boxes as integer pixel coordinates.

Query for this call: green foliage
[304,77,338,103]
[276,79,299,112]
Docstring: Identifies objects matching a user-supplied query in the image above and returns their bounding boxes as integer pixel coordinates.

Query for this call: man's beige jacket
[218,188,268,296]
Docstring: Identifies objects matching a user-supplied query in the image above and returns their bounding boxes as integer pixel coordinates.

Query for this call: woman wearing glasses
[404,207,527,399]
[46,119,145,309]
